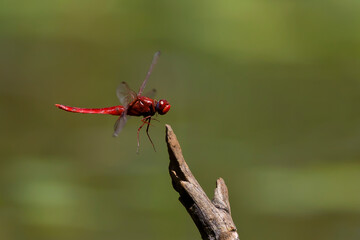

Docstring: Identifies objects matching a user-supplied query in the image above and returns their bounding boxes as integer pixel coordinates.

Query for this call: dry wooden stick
[165,124,239,240]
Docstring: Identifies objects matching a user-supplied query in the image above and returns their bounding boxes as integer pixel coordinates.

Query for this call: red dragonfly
[55,51,171,152]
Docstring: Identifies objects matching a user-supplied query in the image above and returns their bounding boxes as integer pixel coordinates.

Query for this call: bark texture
[165,124,239,240]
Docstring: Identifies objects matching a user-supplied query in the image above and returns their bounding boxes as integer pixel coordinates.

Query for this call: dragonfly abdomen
[55,104,125,116]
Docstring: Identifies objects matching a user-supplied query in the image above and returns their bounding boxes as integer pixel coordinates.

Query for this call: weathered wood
[165,124,239,240]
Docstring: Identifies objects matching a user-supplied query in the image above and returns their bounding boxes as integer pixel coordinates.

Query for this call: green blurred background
[1,0,360,239]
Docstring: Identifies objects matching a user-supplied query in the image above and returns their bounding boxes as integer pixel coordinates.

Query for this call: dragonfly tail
[55,104,124,116]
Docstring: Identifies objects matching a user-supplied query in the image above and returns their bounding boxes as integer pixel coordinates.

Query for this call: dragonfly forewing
[138,51,161,96]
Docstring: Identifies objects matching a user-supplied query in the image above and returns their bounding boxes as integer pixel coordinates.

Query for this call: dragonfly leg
[136,116,152,153]
[146,118,156,152]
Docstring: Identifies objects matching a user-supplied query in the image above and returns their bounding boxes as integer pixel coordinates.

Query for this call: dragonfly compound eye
[157,99,171,115]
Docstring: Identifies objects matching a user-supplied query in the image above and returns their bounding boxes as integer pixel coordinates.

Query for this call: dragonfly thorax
[126,97,156,117]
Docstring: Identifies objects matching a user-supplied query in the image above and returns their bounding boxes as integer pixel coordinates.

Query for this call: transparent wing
[116,82,137,106]
[138,51,161,96]
[144,88,157,99]
[113,113,128,137]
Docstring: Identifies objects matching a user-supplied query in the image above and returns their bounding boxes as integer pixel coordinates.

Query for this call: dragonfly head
[156,99,171,115]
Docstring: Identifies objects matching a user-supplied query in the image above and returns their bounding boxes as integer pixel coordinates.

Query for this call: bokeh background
[1,1,360,239]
